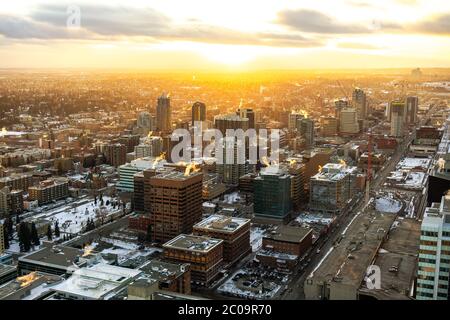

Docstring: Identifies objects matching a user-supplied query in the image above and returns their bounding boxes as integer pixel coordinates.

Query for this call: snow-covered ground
[32,196,122,234]
[296,213,335,226]
[375,196,402,213]
[218,270,282,299]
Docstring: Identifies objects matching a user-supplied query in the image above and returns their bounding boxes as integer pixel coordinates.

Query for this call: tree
[30,222,40,246]
[54,221,60,237]
[46,225,53,241]
[18,223,31,252]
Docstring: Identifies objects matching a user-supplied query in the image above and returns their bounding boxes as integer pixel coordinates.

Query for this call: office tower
[390,101,406,137]
[104,143,127,167]
[118,134,141,153]
[214,114,249,135]
[254,166,292,221]
[149,170,203,243]
[416,194,450,300]
[163,234,223,286]
[289,162,306,211]
[215,137,248,186]
[334,99,349,122]
[352,88,367,120]
[28,178,69,205]
[137,112,155,130]
[297,118,315,148]
[339,108,359,134]
[406,96,419,124]
[320,116,338,136]
[156,92,172,132]
[192,101,206,125]
[309,163,357,215]
[289,112,303,131]
[117,157,158,192]
[237,108,255,129]
[193,215,251,265]
[133,172,145,213]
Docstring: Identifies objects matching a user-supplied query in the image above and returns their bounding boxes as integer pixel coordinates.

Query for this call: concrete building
[309,163,357,215]
[28,178,69,205]
[406,96,419,124]
[214,114,249,135]
[257,225,313,272]
[149,170,203,243]
[193,215,251,265]
[0,223,4,255]
[104,143,127,167]
[117,157,163,192]
[390,101,406,137]
[192,101,206,125]
[339,108,359,135]
[297,118,315,148]
[416,195,450,300]
[163,234,223,286]
[289,162,307,211]
[288,112,304,131]
[254,165,292,221]
[320,116,338,136]
[237,108,255,129]
[352,88,367,120]
[156,93,172,132]
[0,173,33,192]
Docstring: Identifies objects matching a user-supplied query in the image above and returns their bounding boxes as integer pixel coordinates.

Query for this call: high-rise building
[104,143,127,167]
[289,112,304,131]
[149,170,203,243]
[297,118,315,147]
[254,165,292,221]
[156,93,172,132]
[416,194,450,300]
[193,215,251,265]
[390,101,406,137]
[118,135,141,153]
[334,99,349,122]
[289,162,306,211]
[339,108,359,134]
[352,88,367,120]
[137,112,156,130]
[117,157,162,192]
[320,116,338,136]
[0,173,33,192]
[406,96,419,124]
[237,108,255,129]
[309,163,357,215]
[214,114,249,135]
[192,101,206,125]
[0,186,23,218]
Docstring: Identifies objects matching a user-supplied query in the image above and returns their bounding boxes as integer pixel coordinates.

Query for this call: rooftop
[194,214,250,233]
[163,234,223,253]
[139,259,189,281]
[19,244,84,270]
[263,225,312,243]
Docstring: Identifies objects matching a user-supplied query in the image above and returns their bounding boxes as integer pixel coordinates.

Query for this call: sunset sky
[1,0,450,69]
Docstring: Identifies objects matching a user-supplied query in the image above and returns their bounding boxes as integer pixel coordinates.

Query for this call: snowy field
[32,196,121,234]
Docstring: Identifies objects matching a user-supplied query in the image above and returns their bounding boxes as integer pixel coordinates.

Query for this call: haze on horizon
[1,0,450,70]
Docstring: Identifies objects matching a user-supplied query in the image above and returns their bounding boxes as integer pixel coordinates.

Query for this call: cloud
[336,42,384,50]
[0,4,323,48]
[277,9,372,34]
[412,13,450,35]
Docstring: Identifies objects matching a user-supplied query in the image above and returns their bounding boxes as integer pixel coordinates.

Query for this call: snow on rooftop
[375,196,402,213]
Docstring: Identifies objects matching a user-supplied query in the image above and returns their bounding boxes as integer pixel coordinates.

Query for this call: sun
[194,43,263,66]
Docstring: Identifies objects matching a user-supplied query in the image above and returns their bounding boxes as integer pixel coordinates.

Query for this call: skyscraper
[149,170,203,243]
[214,114,249,135]
[416,194,450,300]
[237,108,255,129]
[352,88,367,120]
[297,118,315,148]
[156,93,172,132]
[192,101,206,125]
[339,108,359,134]
[390,101,405,137]
[406,96,419,124]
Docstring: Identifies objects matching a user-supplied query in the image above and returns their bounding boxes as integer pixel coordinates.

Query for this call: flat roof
[139,259,188,281]
[0,272,62,300]
[263,225,312,243]
[19,244,84,270]
[52,263,142,300]
[163,234,223,253]
[194,214,250,233]
[308,206,397,288]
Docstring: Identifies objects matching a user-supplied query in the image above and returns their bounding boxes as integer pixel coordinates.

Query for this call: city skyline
[1,0,450,69]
